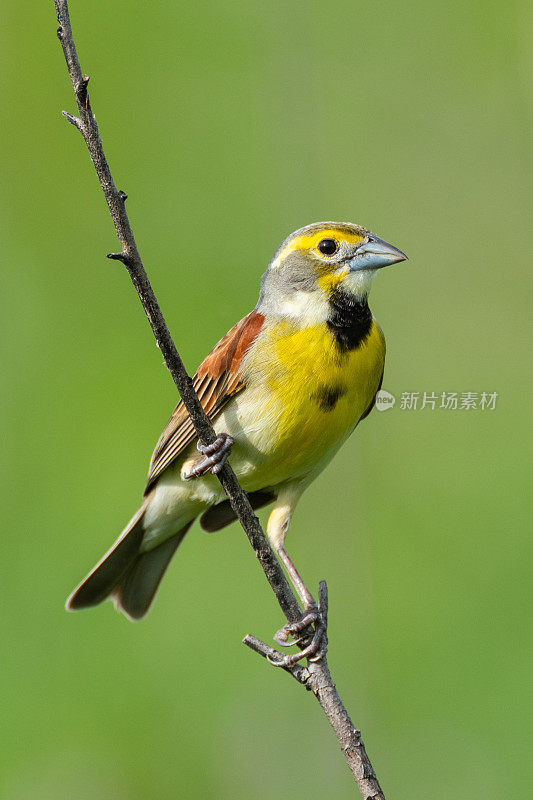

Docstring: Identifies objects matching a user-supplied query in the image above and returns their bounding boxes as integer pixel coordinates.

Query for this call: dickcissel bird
[67,221,406,659]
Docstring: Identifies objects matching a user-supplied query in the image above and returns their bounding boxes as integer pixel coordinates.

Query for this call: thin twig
[53,3,386,796]
[242,634,312,685]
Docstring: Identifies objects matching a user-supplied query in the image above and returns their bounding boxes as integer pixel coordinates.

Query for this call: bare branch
[54,0,300,625]
[53,3,386,796]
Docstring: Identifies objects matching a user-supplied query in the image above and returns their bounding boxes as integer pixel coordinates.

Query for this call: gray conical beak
[349,235,408,271]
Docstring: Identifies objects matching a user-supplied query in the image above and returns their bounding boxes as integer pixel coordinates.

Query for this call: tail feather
[66,501,148,611]
[112,522,192,620]
[67,499,193,619]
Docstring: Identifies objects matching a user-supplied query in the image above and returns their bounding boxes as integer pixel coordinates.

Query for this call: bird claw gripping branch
[270,600,328,667]
[183,433,235,479]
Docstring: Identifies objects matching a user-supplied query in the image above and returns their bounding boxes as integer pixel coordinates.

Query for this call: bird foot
[183,433,234,480]
[270,603,327,667]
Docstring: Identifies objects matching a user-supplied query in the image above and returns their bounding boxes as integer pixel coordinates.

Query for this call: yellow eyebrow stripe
[278,229,364,260]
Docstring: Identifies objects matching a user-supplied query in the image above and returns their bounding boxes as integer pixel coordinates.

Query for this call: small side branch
[242,635,312,686]
[53,3,386,797]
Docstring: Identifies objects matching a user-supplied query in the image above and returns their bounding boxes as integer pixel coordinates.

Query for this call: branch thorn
[107,252,129,263]
[62,110,82,129]
[56,26,63,40]
[118,190,128,202]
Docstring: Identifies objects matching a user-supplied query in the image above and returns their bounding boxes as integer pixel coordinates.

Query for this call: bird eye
[317,238,339,257]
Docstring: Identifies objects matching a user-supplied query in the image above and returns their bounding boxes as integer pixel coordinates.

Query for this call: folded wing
[144,310,265,493]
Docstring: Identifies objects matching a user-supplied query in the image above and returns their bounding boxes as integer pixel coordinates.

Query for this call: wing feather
[144,310,264,493]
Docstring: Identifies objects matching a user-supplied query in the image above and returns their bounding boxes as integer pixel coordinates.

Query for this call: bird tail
[66,500,192,620]
[111,522,192,619]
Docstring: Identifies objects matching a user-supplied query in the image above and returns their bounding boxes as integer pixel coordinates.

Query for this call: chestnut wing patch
[144,310,264,493]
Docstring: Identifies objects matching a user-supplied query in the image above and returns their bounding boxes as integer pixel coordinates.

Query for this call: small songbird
[67,221,406,659]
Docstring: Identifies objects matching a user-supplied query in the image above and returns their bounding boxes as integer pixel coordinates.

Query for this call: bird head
[258,221,407,320]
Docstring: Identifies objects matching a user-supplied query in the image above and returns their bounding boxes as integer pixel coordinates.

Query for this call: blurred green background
[1,1,531,797]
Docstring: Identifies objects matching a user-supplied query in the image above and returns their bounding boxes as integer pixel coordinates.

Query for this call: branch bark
[54,3,386,796]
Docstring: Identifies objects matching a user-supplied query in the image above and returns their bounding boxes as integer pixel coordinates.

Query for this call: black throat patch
[327,289,373,351]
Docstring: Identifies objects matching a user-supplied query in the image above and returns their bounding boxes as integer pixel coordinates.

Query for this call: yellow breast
[237,318,386,482]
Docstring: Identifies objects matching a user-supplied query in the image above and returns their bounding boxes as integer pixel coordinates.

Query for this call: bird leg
[264,498,327,666]
[183,433,234,480]
[271,543,327,667]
